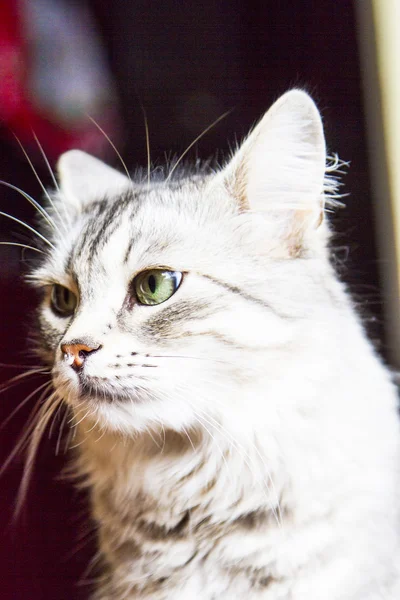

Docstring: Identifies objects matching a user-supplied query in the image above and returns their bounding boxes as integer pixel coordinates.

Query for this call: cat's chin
[78,381,153,405]
[72,400,196,436]
[65,384,202,435]
[53,371,156,407]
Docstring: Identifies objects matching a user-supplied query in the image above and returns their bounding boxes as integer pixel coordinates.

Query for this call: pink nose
[61,342,100,370]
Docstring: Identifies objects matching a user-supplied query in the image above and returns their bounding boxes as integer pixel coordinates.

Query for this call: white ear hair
[224,90,326,220]
[57,150,130,210]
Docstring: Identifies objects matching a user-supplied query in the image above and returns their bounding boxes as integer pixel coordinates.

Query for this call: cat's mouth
[53,368,153,405]
[78,379,151,404]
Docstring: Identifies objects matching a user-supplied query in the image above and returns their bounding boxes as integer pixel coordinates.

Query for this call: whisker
[79,549,103,584]
[0,210,55,249]
[69,414,98,449]
[181,425,196,452]
[0,241,45,255]
[0,415,37,479]
[48,399,67,439]
[145,425,162,449]
[160,422,166,454]
[67,402,89,425]
[86,115,133,189]
[56,405,71,456]
[31,132,60,193]
[63,528,98,562]
[93,424,108,444]
[0,368,49,393]
[12,135,65,233]
[1,390,58,503]
[70,408,94,429]
[15,393,63,517]
[140,104,151,190]
[0,178,58,236]
[30,131,70,231]
[151,354,232,365]
[84,412,101,435]
[0,362,50,370]
[63,417,78,451]
[191,412,231,479]
[1,380,52,428]
[165,109,232,183]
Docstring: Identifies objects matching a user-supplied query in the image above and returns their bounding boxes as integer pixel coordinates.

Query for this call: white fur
[33,90,400,599]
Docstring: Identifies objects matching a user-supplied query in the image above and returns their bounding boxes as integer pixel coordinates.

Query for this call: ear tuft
[57,150,130,210]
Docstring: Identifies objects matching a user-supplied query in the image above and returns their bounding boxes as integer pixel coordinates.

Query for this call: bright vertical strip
[372,0,400,288]
[357,1,400,365]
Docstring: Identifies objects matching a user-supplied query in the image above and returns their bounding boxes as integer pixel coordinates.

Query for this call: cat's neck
[76,423,282,528]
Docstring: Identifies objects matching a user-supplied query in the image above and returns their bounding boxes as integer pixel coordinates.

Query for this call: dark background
[0,2,383,598]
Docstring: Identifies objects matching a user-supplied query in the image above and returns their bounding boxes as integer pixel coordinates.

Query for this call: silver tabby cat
[27,91,400,599]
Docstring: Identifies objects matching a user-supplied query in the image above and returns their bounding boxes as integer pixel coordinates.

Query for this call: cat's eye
[134,269,183,306]
[50,284,78,317]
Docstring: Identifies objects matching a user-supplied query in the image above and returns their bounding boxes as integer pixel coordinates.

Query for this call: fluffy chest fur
[81,331,399,600]
[28,90,400,599]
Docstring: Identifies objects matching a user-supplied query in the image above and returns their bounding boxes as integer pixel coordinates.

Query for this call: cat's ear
[221,90,327,252]
[57,150,130,210]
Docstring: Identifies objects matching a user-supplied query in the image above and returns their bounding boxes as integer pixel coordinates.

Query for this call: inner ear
[57,150,131,211]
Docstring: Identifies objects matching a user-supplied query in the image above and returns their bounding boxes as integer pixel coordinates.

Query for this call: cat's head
[31,90,339,437]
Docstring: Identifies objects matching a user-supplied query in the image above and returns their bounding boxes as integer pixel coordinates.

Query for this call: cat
[22,90,400,599]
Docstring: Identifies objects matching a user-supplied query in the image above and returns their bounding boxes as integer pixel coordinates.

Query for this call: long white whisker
[15,393,63,517]
[139,104,151,190]
[0,210,55,249]
[151,353,233,366]
[0,389,58,509]
[165,109,232,183]
[0,178,58,236]
[0,362,50,370]
[145,425,162,449]
[12,136,65,233]
[0,241,45,254]
[70,408,94,429]
[56,405,71,455]
[31,132,60,193]
[0,367,49,390]
[86,115,133,189]
[93,425,108,444]
[69,412,98,449]
[67,409,86,426]
[79,550,104,585]
[2,380,52,428]
[48,399,67,439]
[181,425,196,452]
[31,131,71,231]
[160,422,166,454]
[190,412,232,481]
[83,412,101,435]
[64,415,78,450]
[63,528,98,561]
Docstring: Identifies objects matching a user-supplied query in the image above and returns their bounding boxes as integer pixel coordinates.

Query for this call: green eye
[50,284,78,317]
[134,269,183,306]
